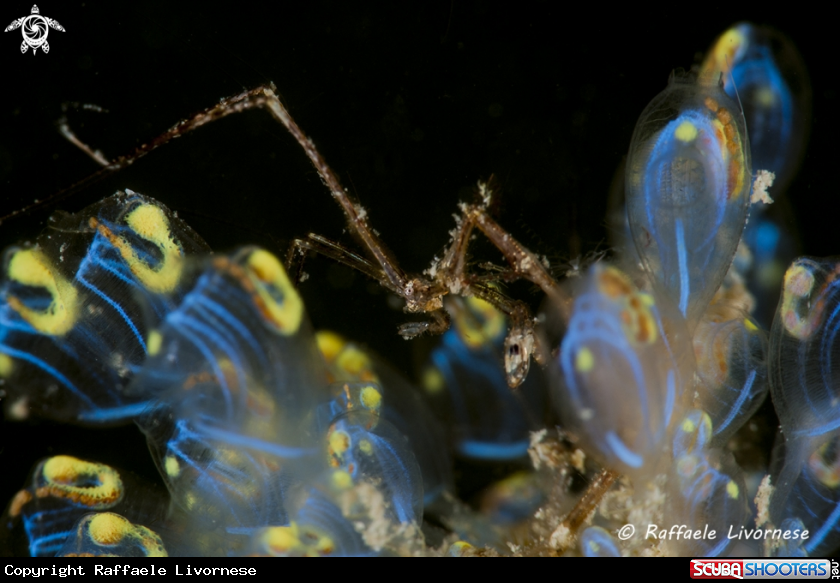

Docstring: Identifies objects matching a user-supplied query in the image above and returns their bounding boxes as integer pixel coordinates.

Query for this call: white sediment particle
[548,523,572,550]
[571,449,586,473]
[424,256,440,278]
[750,169,776,205]
[338,482,426,556]
[477,181,492,206]
[9,397,29,420]
[528,429,548,470]
[343,482,390,551]
[626,479,665,528]
[530,429,548,446]
[756,475,783,557]
[754,474,773,528]
[598,475,667,556]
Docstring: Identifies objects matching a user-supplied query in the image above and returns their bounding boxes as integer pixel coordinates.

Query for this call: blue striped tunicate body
[626,71,751,325]
[701,23,810,196]
[692,306,768,447]
[701,23,811,325]
[2,456,168,557]
[0,190,210,424]
[419,296,548,462]
[768,257,840,556]
[549,264,694,478]
[667,410,748,557]
[131,247,330,554]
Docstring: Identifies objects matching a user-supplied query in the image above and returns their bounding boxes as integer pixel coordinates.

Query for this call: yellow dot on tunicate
[575,346,595,373]
[359,439,373,455]
[704,27,746,76]
[455,295,505,347]
[121,203,183,294]
[315,330,345,362]
[360,385,381,412]
[743,318,758,332]
[726,480,740,500]
[331,470,353,490]
[247,249,303,335]
[422,366,445,395]
[447,541,474,557]
[147,330,163,356]
[88,513,130,545]
[43,455,78,481]
[164,455,180,478]
[681,417,696,433]
[314,533,335,555]
[638,292,655,307]
[329,430,350,454]
[336,346,374,378]
[126,204,168,241]
[0,353,14,378]
[264,524,301,553]
[756,86,777,107]
[721,27,746,49]
[674,120,698,143]
[7,248,79,336]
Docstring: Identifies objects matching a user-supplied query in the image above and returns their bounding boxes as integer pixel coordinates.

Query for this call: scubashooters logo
[4,5,64,54]
[690,559,835,579]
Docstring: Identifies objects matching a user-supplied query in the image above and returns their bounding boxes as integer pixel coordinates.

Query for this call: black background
[0,2,834,554]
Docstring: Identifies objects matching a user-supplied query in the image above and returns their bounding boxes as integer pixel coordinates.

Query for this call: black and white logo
[5,5,65,54]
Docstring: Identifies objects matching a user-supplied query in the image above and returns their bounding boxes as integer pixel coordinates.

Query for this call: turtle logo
[5,5,64,54]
